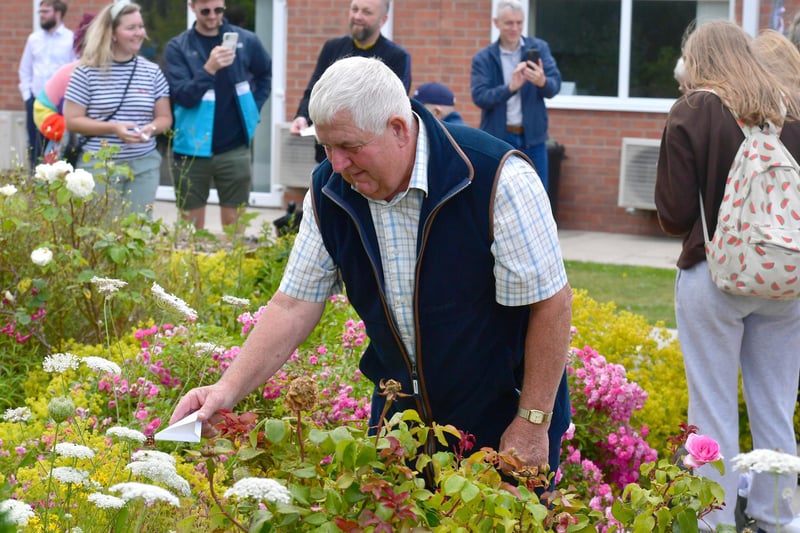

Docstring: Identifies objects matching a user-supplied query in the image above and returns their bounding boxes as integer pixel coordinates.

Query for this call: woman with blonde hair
[655,20,800,533]
[64,1,171,215]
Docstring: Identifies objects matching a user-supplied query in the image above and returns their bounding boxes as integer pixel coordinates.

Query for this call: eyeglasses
[199,6,225,16]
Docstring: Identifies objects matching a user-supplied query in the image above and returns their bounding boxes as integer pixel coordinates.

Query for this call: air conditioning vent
[272,122,318,189]
[618,137,660,211]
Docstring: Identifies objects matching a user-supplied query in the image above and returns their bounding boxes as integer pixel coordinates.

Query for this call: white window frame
[487,0,758,113]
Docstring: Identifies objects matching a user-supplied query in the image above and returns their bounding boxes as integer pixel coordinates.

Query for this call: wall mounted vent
[272,122,318,189]
[618,137,661,211]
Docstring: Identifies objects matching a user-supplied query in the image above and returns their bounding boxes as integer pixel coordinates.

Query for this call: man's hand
[509,63,528,93]
[290,116,309,135]
[499,416,550,472]
[170,383,237,438]
[522,58,547,88]
[204,45,235,75]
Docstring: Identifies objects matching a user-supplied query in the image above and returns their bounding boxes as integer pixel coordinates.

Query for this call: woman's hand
[113,122,150,144]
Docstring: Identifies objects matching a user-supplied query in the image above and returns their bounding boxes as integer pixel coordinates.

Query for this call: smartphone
[222,32,238,51]
[526,47,540,65]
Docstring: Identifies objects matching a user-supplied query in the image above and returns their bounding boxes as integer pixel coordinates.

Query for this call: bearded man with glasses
[164,0,272,232]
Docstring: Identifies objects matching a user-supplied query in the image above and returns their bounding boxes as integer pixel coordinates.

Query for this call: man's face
[348,0,386,45]
[493,8,525,48]
[191,0,226,36]
[39,4,59,31]
[315,111,411,201]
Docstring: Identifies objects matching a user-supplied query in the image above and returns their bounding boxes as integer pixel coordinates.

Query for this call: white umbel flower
[81,356,121,375]
[109,482,180,507]
[222,295,250,308]
[193,342,225,356]
[131,449,176,465]
[43,352,80,373]
[0,499,35,526]
[106,426,147,443]
[224,477,292,505]
[64,169,95,198]
[90,276,127,295]
[126,460,191,497]
[732,449,800,475]
[151,283,198,321]
[52,466,89,485]
[87,492,125,509]
[55,442,95,459]
[3,407,32,423]
[30,247,53,267]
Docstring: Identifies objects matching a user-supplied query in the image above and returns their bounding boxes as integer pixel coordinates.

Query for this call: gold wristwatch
[517,407,553,424]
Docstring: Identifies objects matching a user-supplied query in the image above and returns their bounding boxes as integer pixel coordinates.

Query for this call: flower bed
[3,159,792,531]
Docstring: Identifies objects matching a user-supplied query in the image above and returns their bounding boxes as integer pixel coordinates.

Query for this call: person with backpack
[655,20,800,533]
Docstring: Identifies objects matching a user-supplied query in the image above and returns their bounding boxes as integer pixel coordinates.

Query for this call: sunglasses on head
[199,6,226,16]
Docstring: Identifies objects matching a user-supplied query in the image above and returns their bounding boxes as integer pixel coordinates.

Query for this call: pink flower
[683,433,723,468]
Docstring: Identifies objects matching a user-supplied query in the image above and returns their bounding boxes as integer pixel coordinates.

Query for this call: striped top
[65,57,169,160]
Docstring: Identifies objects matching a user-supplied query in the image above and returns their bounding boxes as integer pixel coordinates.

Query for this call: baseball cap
[413,82,455,106]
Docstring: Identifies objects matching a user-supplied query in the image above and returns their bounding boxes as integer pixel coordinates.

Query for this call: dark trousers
[25,96,45,170]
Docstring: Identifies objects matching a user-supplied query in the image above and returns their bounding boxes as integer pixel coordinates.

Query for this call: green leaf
[611,499,635,523]
[265,419,287,443]
[443,474,467,495]
[291,465,318,478]
[237,447,266,461]
[460,480,480,503]
[42,205,61,222]
[675,508,698,532]
[107,245,129,264]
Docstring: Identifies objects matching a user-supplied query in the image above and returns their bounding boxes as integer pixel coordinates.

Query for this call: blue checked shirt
[279,117,566,360]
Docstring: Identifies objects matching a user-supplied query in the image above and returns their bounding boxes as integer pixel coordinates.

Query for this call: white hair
[495,0,524,18]
[308,56,412,135]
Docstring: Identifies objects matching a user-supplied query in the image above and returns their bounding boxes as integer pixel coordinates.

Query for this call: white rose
[0,184,17,197]
[30,247,53,267]
[51,160,74,178]
[34,163,59,183]
[65,169,95,199]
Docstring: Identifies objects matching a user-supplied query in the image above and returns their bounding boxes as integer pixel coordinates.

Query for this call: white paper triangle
[153,412,201,443]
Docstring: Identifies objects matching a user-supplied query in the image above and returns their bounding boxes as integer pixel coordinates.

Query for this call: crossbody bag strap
[76,57,138,150]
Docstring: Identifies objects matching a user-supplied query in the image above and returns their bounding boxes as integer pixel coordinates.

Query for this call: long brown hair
[681,20,799,126]
[750,29,800,110]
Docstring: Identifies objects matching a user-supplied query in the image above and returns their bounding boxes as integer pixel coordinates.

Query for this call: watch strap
[517,406,553,424]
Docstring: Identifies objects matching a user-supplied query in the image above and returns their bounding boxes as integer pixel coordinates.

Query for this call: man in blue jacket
[164,0,271,231]
[471,0,561,192]
[171,57,572,485]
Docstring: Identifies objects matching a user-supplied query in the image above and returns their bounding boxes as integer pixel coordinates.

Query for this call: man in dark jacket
[471,0,561,192]
[289,0,411,162]
[171,57,572,483]
[164,0,271,231]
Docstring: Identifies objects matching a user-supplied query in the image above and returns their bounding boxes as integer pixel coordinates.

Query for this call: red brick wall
[2,1,107,111]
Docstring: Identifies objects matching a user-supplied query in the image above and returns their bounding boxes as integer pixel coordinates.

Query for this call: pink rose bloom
[683,433,723,468]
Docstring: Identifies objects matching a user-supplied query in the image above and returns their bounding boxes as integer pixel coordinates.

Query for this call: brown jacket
[655,90,800,269]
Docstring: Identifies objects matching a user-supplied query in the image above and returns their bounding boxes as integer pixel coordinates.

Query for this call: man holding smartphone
[470,0,561,193]
[164,0,272,232]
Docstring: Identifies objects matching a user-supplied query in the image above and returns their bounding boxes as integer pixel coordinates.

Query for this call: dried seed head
[285,376,318,413]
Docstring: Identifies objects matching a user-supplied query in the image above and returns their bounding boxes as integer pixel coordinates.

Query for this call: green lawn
[564,261,677,328]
